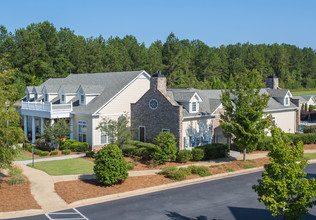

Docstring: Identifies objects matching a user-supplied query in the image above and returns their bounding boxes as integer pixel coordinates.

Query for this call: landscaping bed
[0,177,40,212]
[15,150,85,161]
[54,157,271,204]
[55,175,176,204]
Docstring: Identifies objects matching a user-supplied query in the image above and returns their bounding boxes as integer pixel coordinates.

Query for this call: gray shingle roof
[293,95,314,104]
[166,87,298,118]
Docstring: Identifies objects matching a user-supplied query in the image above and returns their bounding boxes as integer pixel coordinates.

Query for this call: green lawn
[303,153,316,160]
[27,158,94,175]
[291,89,316,96]
[15,150,36,161]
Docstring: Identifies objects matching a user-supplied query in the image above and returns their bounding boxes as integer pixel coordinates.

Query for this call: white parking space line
[45,208,89,220]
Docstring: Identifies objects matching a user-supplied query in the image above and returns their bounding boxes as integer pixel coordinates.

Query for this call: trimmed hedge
[303,125,316,133]
[94,144,128,185]
[50,151,58,156]
[121,144,138,157]
[60,139,89,152]
[85,151,95,158]
[192,148,204,161]
[257,133,316,151]
[177,150,192,163]
[196,143,229,160]
[62,149,71,155]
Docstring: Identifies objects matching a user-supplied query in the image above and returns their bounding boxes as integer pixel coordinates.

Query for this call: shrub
[188,165,211,177]
[126,139,141,146]
[85,151,95,158]
[61,139,77,150]
[287,133,316,145]
[178,167,191,175]
[192,148,204,161]
[126,162,134,170]
[50,151,58,156]
[8,166,25,185]
[153,131,178,164]
[25,143,33,152]
[167,169,188,181]
[94,144,128,185]
[62,149,71,155]
[78,142,89,152]
[122,145,138,156]
[39,151,49,156]
[303,125,316,133]
[257,137,273,151]
[158,166,178,175]
[196,143,229,160]
[177,150,192,163]
[35,139,50,152]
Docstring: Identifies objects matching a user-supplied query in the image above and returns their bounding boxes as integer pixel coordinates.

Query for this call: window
[162,128,170,133]
[80,95,85,104]
[78,121,87,143]
[190,102,198,113]
[61,95,65,103]
[34,93,38,100]
[272,117,276,126]
[100,123,114,144]
[190,136,196,148]
[285,97,289,106]
[44,94,48,102]
[26,93,30,101]
[139,126,145,142]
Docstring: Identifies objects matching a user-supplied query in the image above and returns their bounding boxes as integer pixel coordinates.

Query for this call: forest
[0,21,315,99]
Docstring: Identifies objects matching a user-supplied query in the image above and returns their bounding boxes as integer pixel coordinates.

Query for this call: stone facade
[266,75,279,89]
[131,74,183,147]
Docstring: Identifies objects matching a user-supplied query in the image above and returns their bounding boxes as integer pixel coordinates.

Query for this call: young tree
[97,114,131,148]
[42,119,70,149]
[220,69,271,161]
[253,127,316,220]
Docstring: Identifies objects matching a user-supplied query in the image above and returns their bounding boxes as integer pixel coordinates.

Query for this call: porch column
[32,116,36,143]
[70,117,73,139]
[40,118,44,139]
[24,115,28,138]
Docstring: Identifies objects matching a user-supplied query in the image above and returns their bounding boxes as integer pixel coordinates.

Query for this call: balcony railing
[21,100,73,113]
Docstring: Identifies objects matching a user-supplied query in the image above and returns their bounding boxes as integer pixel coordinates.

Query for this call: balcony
[21,100,73,119]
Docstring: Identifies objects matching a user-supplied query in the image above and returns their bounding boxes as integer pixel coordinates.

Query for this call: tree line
[0,21,315,98]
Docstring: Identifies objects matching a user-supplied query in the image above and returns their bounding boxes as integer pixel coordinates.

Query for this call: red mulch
[55,175,175,204]
[0,177,40,212]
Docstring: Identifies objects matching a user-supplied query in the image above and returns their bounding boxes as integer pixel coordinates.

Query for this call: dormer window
[190,101,198,113]
[61,95,65,103]
[80,95,85,105]
[44,94,48,102]
[34,93,38,100]
[26,93,30,101]
[192,102,197,112]
[284,97,289,106]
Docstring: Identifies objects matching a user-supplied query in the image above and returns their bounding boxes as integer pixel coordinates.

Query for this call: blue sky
[1,0,316,49]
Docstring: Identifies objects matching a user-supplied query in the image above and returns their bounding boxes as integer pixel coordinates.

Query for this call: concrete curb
[0,209,44,219]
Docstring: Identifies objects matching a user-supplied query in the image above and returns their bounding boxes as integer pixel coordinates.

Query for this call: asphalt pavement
[12,164,316,220]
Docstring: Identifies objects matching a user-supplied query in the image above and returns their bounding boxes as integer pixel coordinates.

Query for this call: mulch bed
[303,144,316,150]
[55,157,272,204]
[0,177,40,212]
[55,175,175,204]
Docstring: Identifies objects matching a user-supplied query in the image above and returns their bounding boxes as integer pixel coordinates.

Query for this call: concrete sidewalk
[16,153,86,165]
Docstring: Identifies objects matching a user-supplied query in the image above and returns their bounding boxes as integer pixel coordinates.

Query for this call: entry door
[139,126,145,142]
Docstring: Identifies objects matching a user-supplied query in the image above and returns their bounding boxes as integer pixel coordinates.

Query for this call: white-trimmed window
[34,93,38,100]
[285,97,289,106]
[26,93,30,101]
[44,94,48,102]
[61,95,65,103]
[272,117,276,126]
[139,126,145,142]
[190,102,198,113]
[162,128,170,133]
[80,95,85,105]
[78,121,87,143]
[100,123,114,144]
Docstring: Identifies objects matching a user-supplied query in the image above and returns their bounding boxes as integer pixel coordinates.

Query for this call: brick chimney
[266,74,279,89]
[150,71,166,93]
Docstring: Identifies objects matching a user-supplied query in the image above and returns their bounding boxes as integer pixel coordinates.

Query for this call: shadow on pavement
[229,206,316,220]
[165,210,207,220]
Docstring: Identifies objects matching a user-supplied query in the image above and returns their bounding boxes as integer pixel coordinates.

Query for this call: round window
[149,99,158,110]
